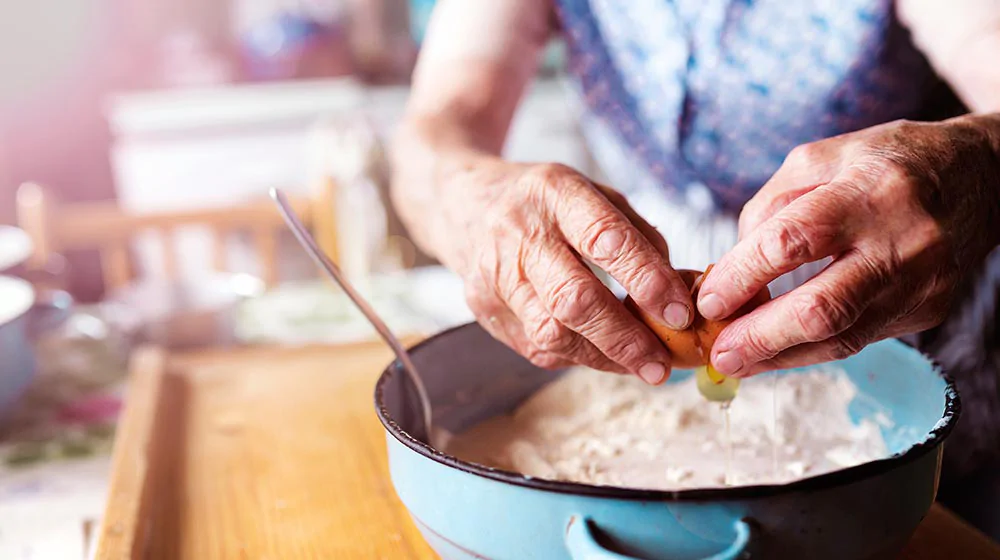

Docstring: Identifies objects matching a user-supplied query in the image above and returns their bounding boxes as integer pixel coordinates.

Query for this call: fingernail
[699,293,725,320]
[713,351,743,376]
[638,362,667,385]
[663,302,691,329]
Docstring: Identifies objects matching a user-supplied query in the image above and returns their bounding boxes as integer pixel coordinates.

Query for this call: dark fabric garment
[920,247,1000,482]
[919,247,1000,541]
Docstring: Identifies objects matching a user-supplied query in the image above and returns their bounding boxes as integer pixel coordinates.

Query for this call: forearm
[388,0,549,261]
[390,105,502,262]
[391,60,532,261]
[899,0,1000,114]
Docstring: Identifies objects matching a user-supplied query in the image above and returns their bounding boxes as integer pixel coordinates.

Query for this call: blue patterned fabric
[554,0,940,213]
[552,1,1000,488]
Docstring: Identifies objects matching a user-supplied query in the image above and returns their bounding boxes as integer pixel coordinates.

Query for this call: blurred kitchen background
[0,0,598,556]
[0,0,589,300]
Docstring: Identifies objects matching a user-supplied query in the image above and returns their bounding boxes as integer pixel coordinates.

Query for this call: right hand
[429,156,694,384]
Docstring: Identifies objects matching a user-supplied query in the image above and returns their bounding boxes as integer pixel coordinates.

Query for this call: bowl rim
[374,323,961,501]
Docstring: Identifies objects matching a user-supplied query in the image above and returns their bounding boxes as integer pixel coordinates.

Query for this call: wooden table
[96,343,1000,559]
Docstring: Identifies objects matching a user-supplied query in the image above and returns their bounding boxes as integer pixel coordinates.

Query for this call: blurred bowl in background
[0,226,33,273]
[105,272,265,350]
[0,275,72,417]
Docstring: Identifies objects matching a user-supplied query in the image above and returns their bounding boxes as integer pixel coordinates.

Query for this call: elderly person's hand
[426,155,693,383]
[698,117,1000,377]
[389,0,696,384]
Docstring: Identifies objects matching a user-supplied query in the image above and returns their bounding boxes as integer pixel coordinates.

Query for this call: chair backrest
[15,180,340,292]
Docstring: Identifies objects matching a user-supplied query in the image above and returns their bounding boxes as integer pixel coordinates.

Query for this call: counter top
[97,342,1000,559]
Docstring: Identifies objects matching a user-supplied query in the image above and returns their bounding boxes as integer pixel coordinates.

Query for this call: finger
[736,243,954,376]
[553,178,692,330]
[699,182,859,321]
[709,249,896,376]
[594,182,671,260]
[465,281,574,370]
[739,184,819,241]
[739,140,848,239]
[498,271,629,374]
[521,236,673,384]
[742,304,912,375]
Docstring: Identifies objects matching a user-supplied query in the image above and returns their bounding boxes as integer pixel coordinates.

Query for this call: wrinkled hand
[435,157,693,384]
[699,118,1000,377]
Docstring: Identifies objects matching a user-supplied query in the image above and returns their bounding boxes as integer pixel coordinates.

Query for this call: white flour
[445,367,890,490]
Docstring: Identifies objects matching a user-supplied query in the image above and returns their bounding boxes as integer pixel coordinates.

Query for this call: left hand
[696,117,1000,377]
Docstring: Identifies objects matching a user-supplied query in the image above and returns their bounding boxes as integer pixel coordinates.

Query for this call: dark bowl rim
[374,322,961,502]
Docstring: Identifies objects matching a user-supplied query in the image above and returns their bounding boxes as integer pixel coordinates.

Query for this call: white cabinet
[107,79,365,283]
[107,77,591,283]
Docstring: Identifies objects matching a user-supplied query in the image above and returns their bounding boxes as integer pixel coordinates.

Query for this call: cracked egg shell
[624,267,771,369]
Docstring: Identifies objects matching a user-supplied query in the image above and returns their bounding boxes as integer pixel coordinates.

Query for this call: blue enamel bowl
[375,323,959,560]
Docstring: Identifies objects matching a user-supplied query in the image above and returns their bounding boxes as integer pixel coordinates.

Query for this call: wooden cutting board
[96,343,1000,559]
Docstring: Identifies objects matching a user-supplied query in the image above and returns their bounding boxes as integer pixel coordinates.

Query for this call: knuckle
[888,118,920,137]
[618,261,664,298]
[528,316,577,355]
[878,159,913,187]
[793,291,857,341]
[759,218,817,270]
[548,277,608,328]
[577,220,664,292]
[786,142,823,168]
[527,350,568,370]
[579,216,632,262]
[496,271,533,309]
[522,163,576,191]
[871,156,914,194]
[733,316,778,361]
[600,334,648,366]
[520,163,591,213]
[741,327,778,361]
[829,332,866,361]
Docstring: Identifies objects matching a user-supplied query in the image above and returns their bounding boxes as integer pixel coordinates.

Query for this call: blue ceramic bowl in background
[0,276,71,417]
[376,323,959,560]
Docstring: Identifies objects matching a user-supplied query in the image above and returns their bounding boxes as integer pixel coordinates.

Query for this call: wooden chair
[15,180,340,292]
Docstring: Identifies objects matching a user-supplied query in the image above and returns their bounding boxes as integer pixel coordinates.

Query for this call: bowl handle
[565,515,754,560]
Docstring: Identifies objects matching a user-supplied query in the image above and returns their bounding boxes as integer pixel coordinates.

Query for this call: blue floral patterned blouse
[550,0,1000,486]
[553,0,941,214]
